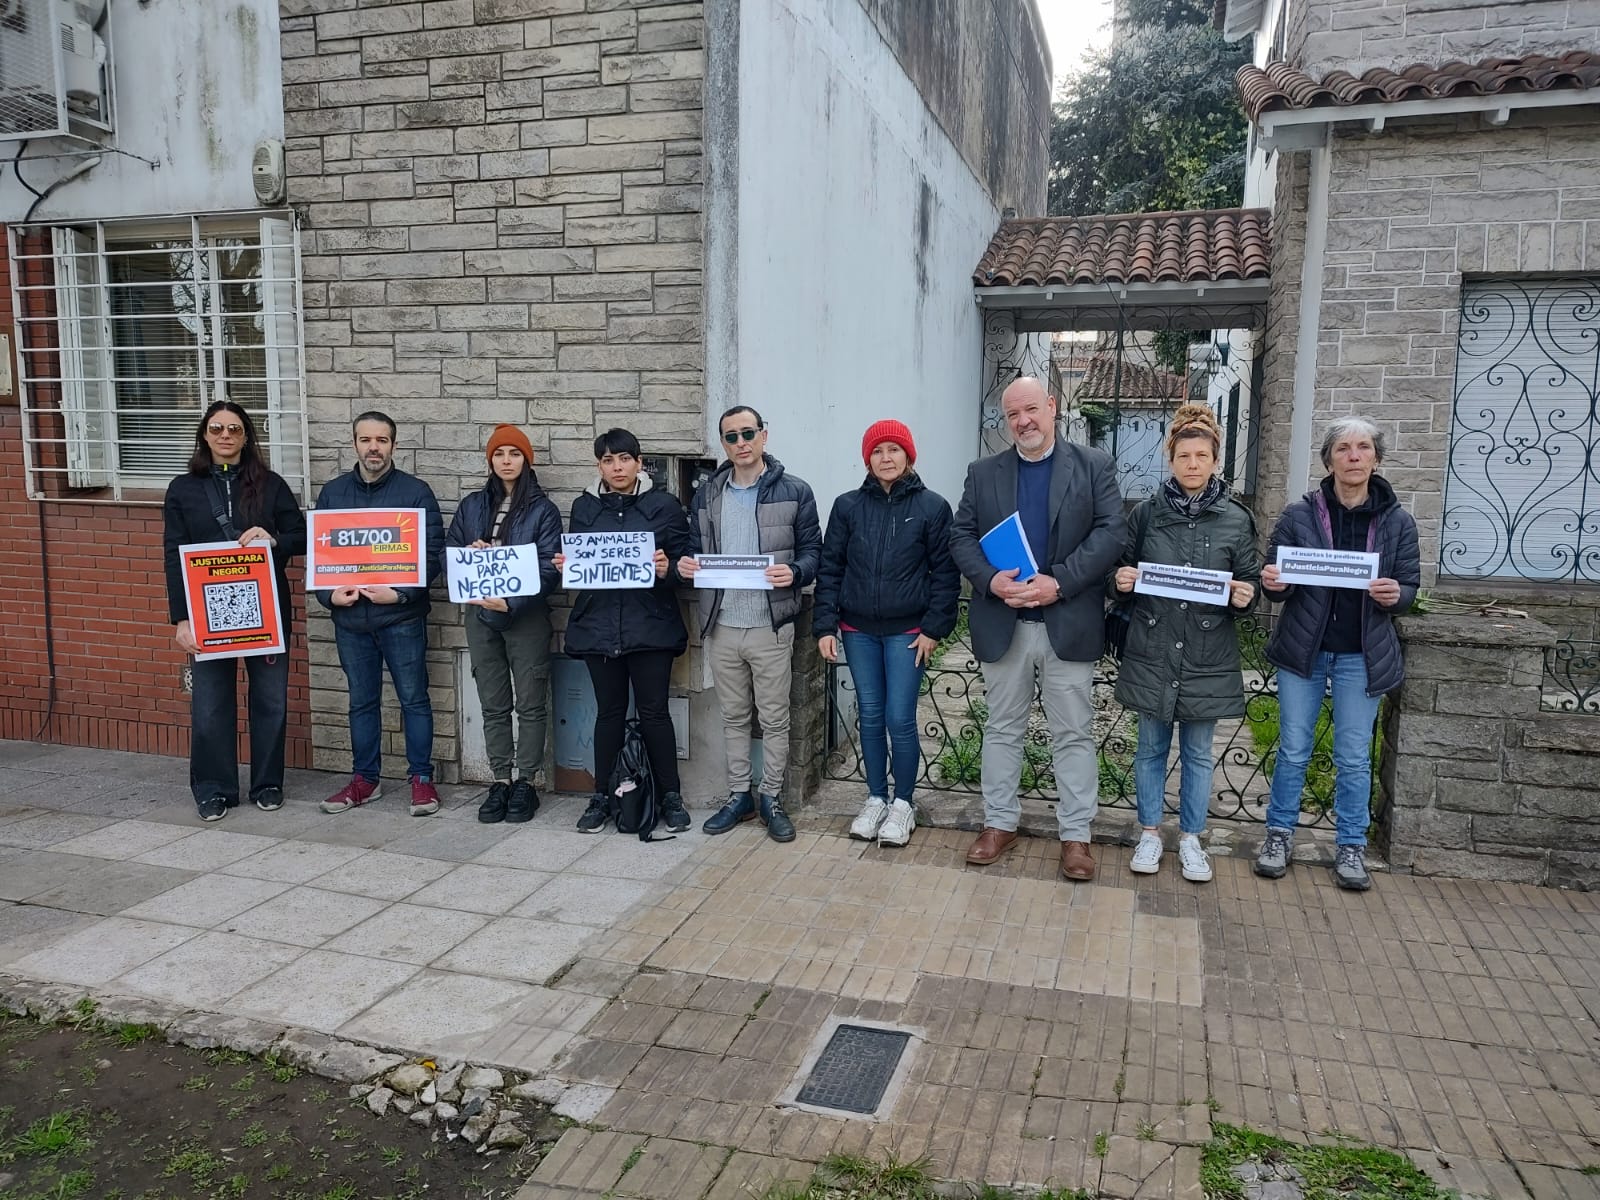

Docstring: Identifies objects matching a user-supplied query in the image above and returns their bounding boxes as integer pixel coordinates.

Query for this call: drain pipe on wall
[1287,136,1332,496]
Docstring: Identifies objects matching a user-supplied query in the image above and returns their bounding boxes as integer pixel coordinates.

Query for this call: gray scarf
[1163,474,1225,519]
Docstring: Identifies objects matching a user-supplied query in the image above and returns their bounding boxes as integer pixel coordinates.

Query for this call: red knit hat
[861,419,916,467]
[486,424,534,465]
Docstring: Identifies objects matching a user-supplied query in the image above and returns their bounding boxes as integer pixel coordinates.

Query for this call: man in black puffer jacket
[314,411,446,818]
[1256,415,1420,892]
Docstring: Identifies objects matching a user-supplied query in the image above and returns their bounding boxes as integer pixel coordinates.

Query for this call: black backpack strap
[205,475,241,542]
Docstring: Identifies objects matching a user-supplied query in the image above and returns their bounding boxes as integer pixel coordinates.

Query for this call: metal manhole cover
[794,1024,911,1114]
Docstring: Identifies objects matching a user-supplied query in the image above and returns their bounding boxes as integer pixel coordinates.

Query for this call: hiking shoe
[759,792,796,843]
[1255,827,1292,879]
[1178,833,1213,883]
[1334,844,1371,891]
[661,791,690,833]
[703,791,755,835]
[877,799,915,847]
[409,775,441,817]
[198,796,228,822]
[850,797,889,840]
[506,778,539,824]
[478,781,510,824]
[321,776,380,814]
[252,788,284,812]
[1129,830,1163,875]
[577,793,611,833]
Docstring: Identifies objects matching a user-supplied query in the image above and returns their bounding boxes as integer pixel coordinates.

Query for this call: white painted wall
[727,0,1003,515]
[0,0,283,223]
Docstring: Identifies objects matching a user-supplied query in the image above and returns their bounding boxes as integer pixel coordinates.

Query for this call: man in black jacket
[314,411,445,817]
[677,406,823,843]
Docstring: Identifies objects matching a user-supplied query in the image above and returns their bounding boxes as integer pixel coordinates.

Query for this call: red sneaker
[409,775,441,817]
[321,776,380,814]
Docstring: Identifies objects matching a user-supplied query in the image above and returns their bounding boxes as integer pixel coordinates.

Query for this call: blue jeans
[335,619,434,781]
[1266,651,1381,845]
[189,651,288,806]
[842,630,925,803]
[1134,718,1216,834]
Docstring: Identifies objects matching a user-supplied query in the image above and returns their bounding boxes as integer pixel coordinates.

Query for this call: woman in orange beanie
[814,419,960,846]
[446,425,564,824]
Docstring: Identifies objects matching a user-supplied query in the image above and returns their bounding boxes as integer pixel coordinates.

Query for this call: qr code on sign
[203,581,263,633]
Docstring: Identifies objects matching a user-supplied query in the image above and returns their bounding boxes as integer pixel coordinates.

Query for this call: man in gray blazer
[949,377,1123,880]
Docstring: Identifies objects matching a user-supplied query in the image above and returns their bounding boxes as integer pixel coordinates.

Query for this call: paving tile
[432,916,597,984]
[116,931,306,1008]
[339,969,538,1052]
[704,1152,814,1200]
[133,830,284,871]
[0,810,117,849]
[231,949,423,1030]
[23,857,198,917]
[0,903,95,968]
[612,1137,725,1198]
[9,916,197,985]
[220,841,368,884]
[406,863,555,915]
[323,903,489,965]
[121,873,294,928]
[290,808,426,851]
[304,849,456,901]
[474,827,600,872]
[381,820,513,862]
[512,874,657,926]
[224,886,389,947]
[528,1129,647,1193]
[48,819,200,861]
[567,834,704,881]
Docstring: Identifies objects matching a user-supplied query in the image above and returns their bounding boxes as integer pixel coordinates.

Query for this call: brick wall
[0,226,313,768]
[1293,1,1598,75]
[281,0,709,780]
[1254,112,1600,581]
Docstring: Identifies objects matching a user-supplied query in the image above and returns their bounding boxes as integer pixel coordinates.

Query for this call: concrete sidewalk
[2,739,1599,1198]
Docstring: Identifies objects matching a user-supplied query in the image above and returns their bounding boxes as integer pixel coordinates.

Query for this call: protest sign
[562,531,656,589]
[1275,546,1380,590]
[1134,562,1232,605]
[447,544,542,604]
[306,508,426,590]
[180,541,286,658]
[693,554,774,590]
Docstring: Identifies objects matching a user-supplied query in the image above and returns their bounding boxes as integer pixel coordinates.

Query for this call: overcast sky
[1037,0,1115,90]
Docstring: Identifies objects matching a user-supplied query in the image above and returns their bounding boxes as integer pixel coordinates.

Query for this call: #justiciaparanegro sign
[180,541,286,658]
[1133,562,1233,606]
[561,531,656,589]
[1275,546,1380,590]
[447,544,541,603]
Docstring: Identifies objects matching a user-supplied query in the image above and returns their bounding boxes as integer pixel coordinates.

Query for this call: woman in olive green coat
[1111,404,1261,883]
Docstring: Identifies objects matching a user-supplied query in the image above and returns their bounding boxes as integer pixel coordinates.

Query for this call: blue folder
[979,512,1040,582]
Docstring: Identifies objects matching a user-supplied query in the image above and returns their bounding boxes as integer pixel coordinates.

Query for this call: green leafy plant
[2,1111,92,1162]
[1201,1123,1451,1200]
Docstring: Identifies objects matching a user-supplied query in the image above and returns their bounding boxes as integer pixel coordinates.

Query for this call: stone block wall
[279,0,708,779]
[1379,612,1600,890]
[1292,1,1599,76]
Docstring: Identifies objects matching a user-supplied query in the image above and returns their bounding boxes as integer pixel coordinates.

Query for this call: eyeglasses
[722,427,761,445]
[207,423,245,436]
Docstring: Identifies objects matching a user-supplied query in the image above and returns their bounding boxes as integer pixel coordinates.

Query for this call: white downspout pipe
[1288,136,1332,496]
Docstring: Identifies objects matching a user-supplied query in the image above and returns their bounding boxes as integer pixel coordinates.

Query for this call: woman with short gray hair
[1255,415,1420,891]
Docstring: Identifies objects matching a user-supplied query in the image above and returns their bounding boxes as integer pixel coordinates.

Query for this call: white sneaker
[877,799,915,847]
[1130,830,1163,874]
[850,797,889,840]
[1178,833,1213,883]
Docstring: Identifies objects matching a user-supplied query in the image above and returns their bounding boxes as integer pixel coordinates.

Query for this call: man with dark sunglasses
[678,406,822,842]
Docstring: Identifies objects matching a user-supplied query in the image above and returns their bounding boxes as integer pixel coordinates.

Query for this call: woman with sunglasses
[162,401,307,821]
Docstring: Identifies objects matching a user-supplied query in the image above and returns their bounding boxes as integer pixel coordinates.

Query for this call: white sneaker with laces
[850,797,889,840]
[877,799,915,847]
[1178,833,1213,882]
[1129,830,1163,874]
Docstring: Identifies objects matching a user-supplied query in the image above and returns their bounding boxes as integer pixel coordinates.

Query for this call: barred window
[7,214,307,502]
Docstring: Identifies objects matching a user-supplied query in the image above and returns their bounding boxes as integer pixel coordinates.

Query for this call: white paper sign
[1276,546,1380,589]
[693,553,774,590]
[447,544,541,604]
[562,531,656,589]
[1134,562,1232,605]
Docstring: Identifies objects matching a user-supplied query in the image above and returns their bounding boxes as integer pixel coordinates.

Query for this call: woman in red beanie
[446,425,564,824]
[814,420,961,846]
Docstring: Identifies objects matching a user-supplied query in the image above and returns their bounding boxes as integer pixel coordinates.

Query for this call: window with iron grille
[1441,277,1600,583]
[7,214,308,502]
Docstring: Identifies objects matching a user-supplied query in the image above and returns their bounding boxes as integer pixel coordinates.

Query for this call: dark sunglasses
[207,423,245,436]
[722,427,761,445]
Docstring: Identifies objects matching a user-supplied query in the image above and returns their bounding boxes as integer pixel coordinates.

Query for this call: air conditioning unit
[0,0,114,143]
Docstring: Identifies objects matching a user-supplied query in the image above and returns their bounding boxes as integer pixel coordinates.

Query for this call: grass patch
[2,1111,92,1162]
[1201,1123,1451,1200]
[758,1153,1090,1200]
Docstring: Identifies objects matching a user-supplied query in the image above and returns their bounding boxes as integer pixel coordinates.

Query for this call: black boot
[506,778,539,823]
[478,781,510,824]
[759,792,795,843]
[661,791,690,833]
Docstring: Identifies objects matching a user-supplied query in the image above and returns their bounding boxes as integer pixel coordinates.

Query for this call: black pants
[585,650,681,795]
[190,652,289,806]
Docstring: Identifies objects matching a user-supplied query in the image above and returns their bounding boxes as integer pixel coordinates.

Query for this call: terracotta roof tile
[973,208,1271,289]
[1237,50,1600,121]
[1075,355,1186,401]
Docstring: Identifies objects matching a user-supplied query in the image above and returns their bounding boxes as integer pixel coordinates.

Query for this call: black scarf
[1162,474,1224,519]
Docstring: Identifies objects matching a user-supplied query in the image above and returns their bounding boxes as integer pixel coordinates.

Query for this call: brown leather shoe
[1059,840,1096,881]
[966,827,1018,865]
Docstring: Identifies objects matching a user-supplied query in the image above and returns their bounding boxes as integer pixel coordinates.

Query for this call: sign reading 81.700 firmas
[306,509,427,589]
